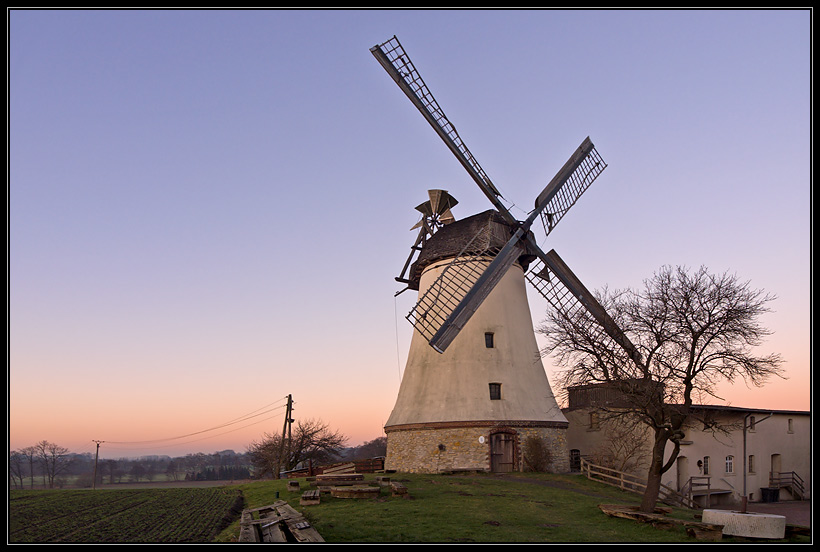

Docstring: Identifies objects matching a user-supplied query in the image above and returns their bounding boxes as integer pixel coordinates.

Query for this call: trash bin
[760,487,780,503]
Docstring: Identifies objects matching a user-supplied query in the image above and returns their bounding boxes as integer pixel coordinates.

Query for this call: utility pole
[92,440,104,490]
[276,395,294,479]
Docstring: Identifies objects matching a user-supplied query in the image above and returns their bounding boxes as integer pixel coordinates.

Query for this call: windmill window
[484,332,494,348]
[489,383,502,400]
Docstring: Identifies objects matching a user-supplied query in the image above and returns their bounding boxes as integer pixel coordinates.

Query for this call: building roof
[407,209,536,290]
[688,404,810,416]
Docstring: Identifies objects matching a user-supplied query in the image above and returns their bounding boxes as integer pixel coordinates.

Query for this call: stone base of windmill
[702,509,786,539]
[384,424,569,474]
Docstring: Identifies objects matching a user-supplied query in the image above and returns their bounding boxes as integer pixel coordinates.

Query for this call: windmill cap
[406,209,536,290]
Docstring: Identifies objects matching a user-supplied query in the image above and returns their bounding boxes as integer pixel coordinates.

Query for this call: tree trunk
[640,429,668,513]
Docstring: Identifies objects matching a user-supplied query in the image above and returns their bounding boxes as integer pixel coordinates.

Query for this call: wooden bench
[315,473,363,484]
[300,489,321,506]
[330,485,381,499]
[390,481,408,497]
[287,481,300,492]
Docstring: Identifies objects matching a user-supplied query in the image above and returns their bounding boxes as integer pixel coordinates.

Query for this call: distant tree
[34,441,72,489]
[539,265,783,513]
[9,450,26,489]
[166,460,182,481]
[100,459,119,484]
[16,446,38,489]
[248,418,347,478]
[350,437,387,460]
[129,463,146,482]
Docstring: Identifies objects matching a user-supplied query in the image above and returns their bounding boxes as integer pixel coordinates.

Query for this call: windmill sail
[526,249,643,366]
[371,36,511,221]
[374,35,632,357]
[411,139,607,353]
[533,137,607,236]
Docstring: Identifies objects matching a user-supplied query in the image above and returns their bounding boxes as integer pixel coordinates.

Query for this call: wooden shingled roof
[406,210,537,290]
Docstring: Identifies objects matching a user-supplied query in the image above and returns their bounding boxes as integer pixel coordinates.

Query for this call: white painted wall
[385,258,566,428]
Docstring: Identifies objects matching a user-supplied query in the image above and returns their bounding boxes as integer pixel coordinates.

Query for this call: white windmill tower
[372,37,642,474]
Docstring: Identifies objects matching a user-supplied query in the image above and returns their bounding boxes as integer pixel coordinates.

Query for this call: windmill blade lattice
[371,37,509,216]
[526,250,643,367]
[374,35,634,357]
[534,139,608,238]
[406,225,503,349]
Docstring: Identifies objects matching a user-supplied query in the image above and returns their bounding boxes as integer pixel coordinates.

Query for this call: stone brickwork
[385,423,569,474]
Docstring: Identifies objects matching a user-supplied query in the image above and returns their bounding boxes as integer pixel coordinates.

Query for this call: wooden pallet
[239,500,324,542]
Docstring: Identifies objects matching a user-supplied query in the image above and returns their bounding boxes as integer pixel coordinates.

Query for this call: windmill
[372,36,641,362]
[372,36,641,473]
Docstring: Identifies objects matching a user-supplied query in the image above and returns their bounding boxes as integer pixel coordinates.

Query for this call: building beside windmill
[384,208,570,474]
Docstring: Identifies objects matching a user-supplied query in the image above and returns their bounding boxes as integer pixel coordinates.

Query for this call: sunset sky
[9,9,810,460]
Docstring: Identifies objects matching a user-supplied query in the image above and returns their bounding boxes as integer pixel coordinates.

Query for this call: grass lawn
[216,472,731,543]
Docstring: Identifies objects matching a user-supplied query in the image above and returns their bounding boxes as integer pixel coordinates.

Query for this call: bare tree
[34,440,72,489]
[9,450,27,489]
[15,446,39,489]
[247,418,347,478]
[540,265,783,512]
[350,437,387,461]
[588,415,651,475]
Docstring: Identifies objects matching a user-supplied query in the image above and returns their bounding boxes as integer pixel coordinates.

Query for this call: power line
[100,396,290,446]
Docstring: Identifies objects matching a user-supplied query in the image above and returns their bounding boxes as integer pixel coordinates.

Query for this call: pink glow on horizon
[10,10,810,460]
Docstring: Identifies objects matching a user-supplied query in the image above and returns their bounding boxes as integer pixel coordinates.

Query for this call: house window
[725,455,734,474]
[787,418,794,433]
[588,411,600,430]
[489,383,501,400]
[748,455,756,474]
[703,456,710,475]
[485,332,494,348]
[749,416,756,431]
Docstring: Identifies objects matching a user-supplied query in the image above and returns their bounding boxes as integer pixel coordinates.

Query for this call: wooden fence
[579,458,697,509]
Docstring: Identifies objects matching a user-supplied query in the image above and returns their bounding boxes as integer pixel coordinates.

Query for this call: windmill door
[490,432,515,473]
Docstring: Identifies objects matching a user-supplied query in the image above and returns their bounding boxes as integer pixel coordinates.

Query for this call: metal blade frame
[406,226,502,347]
[373,36,618,356]
[427,227,527,352]
[525,247,643,366]
[533,137,607,238]
[371,36,515,225]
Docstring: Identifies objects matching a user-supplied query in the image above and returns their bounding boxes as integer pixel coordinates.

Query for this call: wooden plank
[300,489,321,506]
[259,520,288,543]
[241,500,324,543]
[598,504,723,541]
[274,502,324,542]
[316,473,363,482]
[330,485,381,499]
[321,463,356,475]
[238,510,260,543]
[390,482,408,497]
